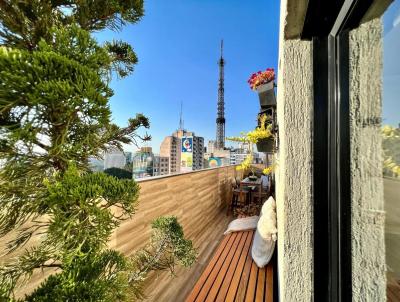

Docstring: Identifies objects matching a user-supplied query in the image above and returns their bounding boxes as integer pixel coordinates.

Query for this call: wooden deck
[186,230,274,302]
[388,273,400,302]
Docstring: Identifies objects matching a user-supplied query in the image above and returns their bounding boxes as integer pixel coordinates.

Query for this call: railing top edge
[134,165,239,183]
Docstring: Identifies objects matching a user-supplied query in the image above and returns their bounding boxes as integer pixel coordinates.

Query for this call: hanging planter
[256,137,275,152]
[248,68,276,109]
[256,81,276,109]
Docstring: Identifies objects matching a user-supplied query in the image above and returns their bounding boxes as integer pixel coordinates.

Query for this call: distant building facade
[207,140,216,154]
[89,157,104,172]
[153,155,170,176]
[104,149,129,170]
[229,150,261,165]
[160,129,204,174]
[132,147,154,179]
[160,136,180,174]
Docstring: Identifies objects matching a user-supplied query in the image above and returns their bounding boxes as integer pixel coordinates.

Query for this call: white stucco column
[275,0,314,300]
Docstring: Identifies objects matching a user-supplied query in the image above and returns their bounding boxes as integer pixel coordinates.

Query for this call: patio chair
[250,188,270,205]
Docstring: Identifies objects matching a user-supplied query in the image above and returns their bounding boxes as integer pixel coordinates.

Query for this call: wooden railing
[2,165,240,300]
[110,165,241,301]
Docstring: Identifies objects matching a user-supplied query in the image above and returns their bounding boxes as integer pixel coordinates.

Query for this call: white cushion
[261,196,276,216]
[251,229,276,268]
[258,211,277,241]
[223,216,259,235]
[251,196,277,267]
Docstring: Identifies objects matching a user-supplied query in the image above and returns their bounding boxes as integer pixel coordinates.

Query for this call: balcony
[109,165,241,301]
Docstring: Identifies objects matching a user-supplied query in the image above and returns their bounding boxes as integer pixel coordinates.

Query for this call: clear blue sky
[383,1,400,128]
[95,0,280,153]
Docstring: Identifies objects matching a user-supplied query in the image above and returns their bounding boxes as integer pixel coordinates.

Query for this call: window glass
[382,1,400,293]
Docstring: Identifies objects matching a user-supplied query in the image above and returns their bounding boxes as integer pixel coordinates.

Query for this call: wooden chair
[250,187,270,205]
[230,186,250,213]
[227,178,250,214]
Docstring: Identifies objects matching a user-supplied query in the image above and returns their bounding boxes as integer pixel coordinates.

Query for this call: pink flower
[247,68,275,90]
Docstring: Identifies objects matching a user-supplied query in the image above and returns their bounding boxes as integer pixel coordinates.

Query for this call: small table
[240,177,263,199]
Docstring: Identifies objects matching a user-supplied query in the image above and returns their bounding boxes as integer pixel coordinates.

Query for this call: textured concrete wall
[276,0,314,299]
[277,1,387,300]
[349,18,386,300]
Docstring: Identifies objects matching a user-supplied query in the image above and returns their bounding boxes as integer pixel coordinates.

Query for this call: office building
[132,147,154,179]
[160,129,204,173]
[153,155,170,176]
[104,149,128,170]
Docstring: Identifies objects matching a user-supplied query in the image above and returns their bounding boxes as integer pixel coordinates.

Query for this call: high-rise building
[153,155,170,176]
[160,136,180,174]
[160,129,204,174]
[104,149,128,170]
[132,147,154,179]
[207,140,216,154]
[228,147,261,166]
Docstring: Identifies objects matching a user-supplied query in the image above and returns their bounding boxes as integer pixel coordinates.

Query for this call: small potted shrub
[248,68,276,109]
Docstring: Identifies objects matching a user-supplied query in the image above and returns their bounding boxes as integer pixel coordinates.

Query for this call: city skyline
[95,0,280,152]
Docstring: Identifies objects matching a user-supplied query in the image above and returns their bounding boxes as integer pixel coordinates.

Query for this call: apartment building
[160,129,204,174]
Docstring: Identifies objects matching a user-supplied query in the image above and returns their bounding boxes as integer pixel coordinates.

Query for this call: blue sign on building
[181,137,193,153]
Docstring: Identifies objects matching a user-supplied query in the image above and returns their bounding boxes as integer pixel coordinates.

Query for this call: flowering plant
[226,114,275,174]
[248,68,275,90]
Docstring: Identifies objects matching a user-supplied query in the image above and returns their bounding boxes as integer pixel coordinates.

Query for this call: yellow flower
[263,164,276,175]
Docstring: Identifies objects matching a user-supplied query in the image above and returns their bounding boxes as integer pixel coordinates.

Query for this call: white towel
[223,216,259,235]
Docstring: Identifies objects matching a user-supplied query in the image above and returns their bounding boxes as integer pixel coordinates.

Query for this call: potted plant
[248,68,276,109]
[227,114,275,172]
[256,112,275,152]
[256,136,275,153]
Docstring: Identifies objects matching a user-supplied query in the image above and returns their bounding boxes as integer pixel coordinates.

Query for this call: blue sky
[383,1,400,127]
[95,0,280,153]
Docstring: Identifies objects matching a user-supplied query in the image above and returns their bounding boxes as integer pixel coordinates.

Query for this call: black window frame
[303,0,381,301]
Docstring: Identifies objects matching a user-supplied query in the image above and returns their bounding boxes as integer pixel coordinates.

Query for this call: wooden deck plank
[266,263,274,302]
[216,231,253,301]
[186,233,237,302]
[234,240,254,302]
[388,288,397,302]
[245,261,258,301]
[224,232,254,302]
[206,232,247,301]
[256,267,266,301]
[388,284,400,302]
[387,274,400,302]
[186,229,274,302]
[194,233,241,302]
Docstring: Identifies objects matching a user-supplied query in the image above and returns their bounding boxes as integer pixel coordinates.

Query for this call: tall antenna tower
[216,40,225,149]
[179,101,184,130]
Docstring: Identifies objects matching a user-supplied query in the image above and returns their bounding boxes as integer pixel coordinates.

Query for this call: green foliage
[0,1,144,48]
[125,217,197,301]
[227,114,275,174]
[20,217,196,302]
[24,250,128,302]
[0,1,195,300]
[104,167,133,179]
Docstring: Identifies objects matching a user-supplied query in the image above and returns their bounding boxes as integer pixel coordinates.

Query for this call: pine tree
[0,1,196,300]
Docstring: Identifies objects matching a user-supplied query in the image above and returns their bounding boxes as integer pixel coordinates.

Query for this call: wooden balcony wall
[109,165,240,301]
[0,165,239,300]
